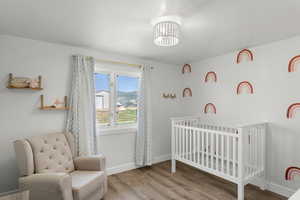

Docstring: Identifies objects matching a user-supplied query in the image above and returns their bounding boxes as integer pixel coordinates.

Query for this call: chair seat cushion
[71,170,106,200]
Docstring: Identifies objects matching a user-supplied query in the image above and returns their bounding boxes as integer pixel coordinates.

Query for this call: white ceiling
[1,0,300,64]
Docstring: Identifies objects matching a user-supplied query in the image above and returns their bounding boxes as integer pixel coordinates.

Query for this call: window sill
[97,125,137,136]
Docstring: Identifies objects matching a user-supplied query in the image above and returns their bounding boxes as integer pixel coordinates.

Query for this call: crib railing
[171,117,266,185]
[241,123,266,182]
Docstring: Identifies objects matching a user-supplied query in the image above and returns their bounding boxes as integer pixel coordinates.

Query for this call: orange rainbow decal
[288,55,300,72]
[205,71,217,82]
[287,103,300,119]
[236,49,253,64]
[237,81,254,94]
[182,64,192,74]
[183,88,192,97]
[204,103,216,114]
[286,167,300,180]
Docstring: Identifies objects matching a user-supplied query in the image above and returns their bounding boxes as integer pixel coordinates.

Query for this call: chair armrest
[74,155,106,171]
[19,173,73,200]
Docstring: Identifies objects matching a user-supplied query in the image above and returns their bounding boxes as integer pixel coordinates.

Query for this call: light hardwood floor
[104,161,287,200]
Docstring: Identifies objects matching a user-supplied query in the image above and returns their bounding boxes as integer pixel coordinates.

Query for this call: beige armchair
[14,132,107,200]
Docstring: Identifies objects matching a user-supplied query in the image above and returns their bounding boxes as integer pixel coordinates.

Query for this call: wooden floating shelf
[40,95,68,111]
[7,86,43,90]
[39,106,69,110]
[7,73,43,90]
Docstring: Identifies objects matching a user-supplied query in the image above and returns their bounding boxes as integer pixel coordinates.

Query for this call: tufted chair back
[27,133,74,173]
[14,133,75,175]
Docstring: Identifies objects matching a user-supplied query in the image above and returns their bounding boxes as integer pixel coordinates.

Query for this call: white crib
[171,116,267,200]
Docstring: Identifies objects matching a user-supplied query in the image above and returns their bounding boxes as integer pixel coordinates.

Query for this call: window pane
[116,75,139,124]
[95,73,111,125]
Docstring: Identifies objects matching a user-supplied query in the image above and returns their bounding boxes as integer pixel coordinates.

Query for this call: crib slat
[251,128,254,177]
[179,125,181,159]
[181,126,184,160]
[206,132,209,167]
[256,127,259,171]
[210,133,214,169]
[252,128,255,177]
[193,129,196,162]
[175,126,178,158]
[254,128,258,177]
[227,136,230,175]
[216,134,219,171]
[233,137,236,177]
[177,127,179,158]
[185,125,188,160]
[257,127,260,171]
[251,128,254,176]
[189,128,192,161]
[198,130,201,165]
[179,126,182,159]
[201,130,204,166]
[246,129,250,177]
[259,127,263,171]
[183,125,186,160]
[221,135,224,173]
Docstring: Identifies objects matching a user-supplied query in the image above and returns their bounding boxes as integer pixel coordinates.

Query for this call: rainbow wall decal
[236,49,254,64]
[182,64,192,74]
[288,55,300,72]
[204,103,216,114]
[237,81,254,94]
[183,88,192,97]
[287,103,300,119]
[285,167,300,180]
[205,71,217,82]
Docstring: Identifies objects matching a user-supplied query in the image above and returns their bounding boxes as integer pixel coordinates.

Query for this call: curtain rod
[94,58,142,68]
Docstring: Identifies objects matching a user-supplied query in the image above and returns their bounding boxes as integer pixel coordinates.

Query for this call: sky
[95,73,139,92]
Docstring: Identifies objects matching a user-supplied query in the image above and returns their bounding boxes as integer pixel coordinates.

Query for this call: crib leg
[171,159,176,173]
[259,172,267,190]
[237,183,244,200]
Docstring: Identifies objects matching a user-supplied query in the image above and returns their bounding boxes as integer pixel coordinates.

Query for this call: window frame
[95,68,141,132]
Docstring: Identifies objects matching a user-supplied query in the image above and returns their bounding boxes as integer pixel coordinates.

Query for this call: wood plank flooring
[104,161,287,200]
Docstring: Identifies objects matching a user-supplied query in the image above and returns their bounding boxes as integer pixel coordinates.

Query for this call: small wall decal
[237,81,254,94]
[205,71,217,83]
[204,103,216,114]
[287,103,300,119]
[182,88,192,97]
[288,55,300,72]
[236,49,254,64]
[182,64,192,74]
[285,167,300,180]
[162,93,176,99]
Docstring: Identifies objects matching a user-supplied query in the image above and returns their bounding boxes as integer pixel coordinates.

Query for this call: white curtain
[66,55,97,156]
[135,65,153,166]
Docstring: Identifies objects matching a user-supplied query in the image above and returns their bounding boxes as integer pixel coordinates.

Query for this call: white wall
[0,35,183,192]
[182,35,300,195]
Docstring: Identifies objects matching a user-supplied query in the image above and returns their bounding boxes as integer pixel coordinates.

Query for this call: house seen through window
[95,72,139,127]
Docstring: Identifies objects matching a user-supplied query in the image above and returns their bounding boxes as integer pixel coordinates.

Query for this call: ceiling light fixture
[151,16,181,47]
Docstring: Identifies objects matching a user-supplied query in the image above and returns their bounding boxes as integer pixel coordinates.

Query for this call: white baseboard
[107,154,171,176]
[249,177,295,198]
[267,182,295,198]
[107,162,137,175]
[153,154,171,164]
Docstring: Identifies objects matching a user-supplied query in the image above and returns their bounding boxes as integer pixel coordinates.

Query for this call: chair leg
[259,172,267,190]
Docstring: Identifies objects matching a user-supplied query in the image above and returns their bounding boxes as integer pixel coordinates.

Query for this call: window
[95,73,111,125]
[116,75,138,124]
[95,70,140,128]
